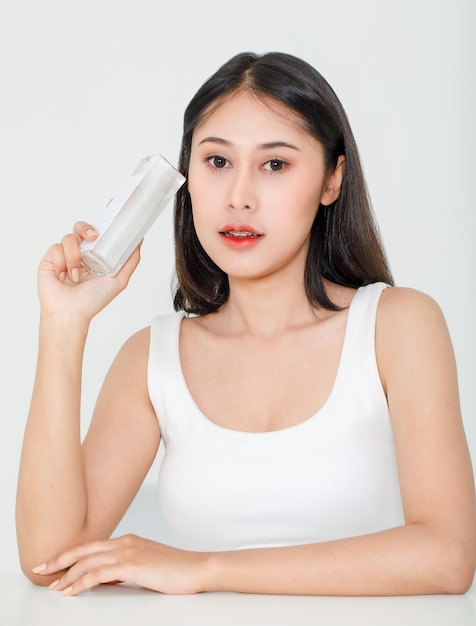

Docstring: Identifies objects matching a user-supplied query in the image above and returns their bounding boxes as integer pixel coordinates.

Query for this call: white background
[1,0,474,575]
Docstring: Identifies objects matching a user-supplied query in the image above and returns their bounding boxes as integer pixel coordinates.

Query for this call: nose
[225,165,257,211]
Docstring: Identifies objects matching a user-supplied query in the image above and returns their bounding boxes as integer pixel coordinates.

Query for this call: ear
[321,155,345,206]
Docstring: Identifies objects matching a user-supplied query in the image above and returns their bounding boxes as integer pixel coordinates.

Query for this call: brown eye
[209,156,227,168]
[265,159,286,171]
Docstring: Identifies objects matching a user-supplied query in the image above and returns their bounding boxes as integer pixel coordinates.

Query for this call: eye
[207,155,228,169]
[264,159,287,172]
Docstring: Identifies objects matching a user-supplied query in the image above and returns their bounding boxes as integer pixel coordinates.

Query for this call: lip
[218,223,264,249]
[219,223,263,236]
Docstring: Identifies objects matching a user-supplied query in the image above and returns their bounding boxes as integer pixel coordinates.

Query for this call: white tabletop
[1,575,475,626]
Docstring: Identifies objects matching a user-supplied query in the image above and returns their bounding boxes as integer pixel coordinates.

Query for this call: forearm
[16,314,91,573]
[205,524,475,596]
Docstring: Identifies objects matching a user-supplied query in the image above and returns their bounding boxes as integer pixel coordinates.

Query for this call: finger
[60,233,83,283]
[33,539,116,576]
[73,221,99,243]
[59,564,130,596]
[44,243,68,281]
[50,550,122,593]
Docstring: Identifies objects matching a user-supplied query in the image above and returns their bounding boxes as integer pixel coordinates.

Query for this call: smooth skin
[16,92,476,596]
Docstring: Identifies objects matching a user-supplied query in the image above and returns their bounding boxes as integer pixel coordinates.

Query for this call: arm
[16,225,160,586]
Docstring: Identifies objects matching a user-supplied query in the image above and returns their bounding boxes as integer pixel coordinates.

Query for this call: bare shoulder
[378,284,445,316]
[107,326,151,386]
[377,285,449,338]
[120,325,151,354]
[375,286,455,393]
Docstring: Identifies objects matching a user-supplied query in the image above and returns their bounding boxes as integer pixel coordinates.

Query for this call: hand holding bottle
[38,221,141,323]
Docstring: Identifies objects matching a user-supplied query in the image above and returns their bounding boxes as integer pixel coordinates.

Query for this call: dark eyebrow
[198,137,300,151]
[259,141,299,151]
[198,137,231,146]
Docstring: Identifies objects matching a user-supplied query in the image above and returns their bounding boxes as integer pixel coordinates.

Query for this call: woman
[16,52,476,596]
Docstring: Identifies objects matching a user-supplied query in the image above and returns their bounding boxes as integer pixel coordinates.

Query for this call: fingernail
[59,272,66,282]
[48,579,59,590]
[62,585,73,596]
[86,229,97,238]
[71,268,80,283]
[32,563,47,574]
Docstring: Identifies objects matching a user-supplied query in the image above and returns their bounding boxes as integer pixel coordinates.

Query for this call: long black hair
[173,52,393,314]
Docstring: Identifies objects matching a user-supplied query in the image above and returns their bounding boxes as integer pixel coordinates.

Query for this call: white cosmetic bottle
[80,154,185,276]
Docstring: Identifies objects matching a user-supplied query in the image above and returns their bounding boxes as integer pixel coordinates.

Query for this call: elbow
[17,537,49,586]
[18,545,67,588]
[20,558,69,588]
[24,574,55,588]
[443,562,475,595]
[442,569,474,595]
[19,559,54,587]
[435,538,476,595]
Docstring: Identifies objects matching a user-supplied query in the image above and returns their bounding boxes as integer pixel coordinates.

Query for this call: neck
[218,272,317,338]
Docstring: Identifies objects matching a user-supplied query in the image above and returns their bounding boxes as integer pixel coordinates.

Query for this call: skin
[16,91,476,596]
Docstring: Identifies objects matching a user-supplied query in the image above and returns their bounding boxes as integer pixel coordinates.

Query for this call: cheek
[300,177,325,212]
[187,177,206,226]
[186,156,209,200]
[187,167,216,212]
[189,190,212,230]
[277,183,321,222]
[188,189,213,245]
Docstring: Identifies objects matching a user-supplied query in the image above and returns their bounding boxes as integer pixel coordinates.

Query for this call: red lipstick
[219,223,264,249]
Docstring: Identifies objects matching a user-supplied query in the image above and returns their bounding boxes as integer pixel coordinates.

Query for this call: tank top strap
[148,311,186,441]
[345,282,389,352]
[333,281,389,405]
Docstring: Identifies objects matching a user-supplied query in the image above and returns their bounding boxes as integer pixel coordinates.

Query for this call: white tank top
[148,282,404,551]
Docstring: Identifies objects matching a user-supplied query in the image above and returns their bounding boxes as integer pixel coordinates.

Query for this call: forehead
[193,90,309,143]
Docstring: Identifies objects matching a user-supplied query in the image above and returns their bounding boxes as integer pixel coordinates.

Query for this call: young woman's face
[188,90,342,283]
